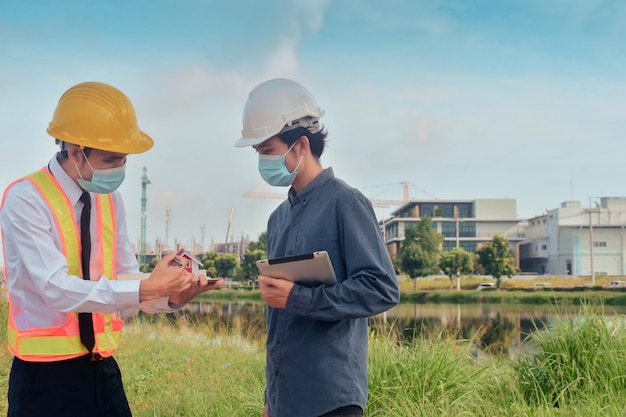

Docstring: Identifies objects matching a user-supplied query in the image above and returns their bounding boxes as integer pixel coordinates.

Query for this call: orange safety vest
[2,168,124,362]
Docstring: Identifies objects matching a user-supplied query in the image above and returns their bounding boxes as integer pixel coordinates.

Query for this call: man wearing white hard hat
[0,81,223,416]
[235,78,399,417]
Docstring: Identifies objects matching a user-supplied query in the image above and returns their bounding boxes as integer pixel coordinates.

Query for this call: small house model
[178,250,203,275]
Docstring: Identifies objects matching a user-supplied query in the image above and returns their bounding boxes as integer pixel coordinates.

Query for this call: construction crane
[140,167,150,264]
[225,207,235,244]
[243,181,419,208]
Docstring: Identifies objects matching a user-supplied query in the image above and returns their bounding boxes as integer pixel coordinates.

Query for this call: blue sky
[1,0,626,259]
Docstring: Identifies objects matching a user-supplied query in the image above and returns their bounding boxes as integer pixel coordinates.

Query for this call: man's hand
[169,274,224,305]
[138,254,193,302]
[258,275,294,309]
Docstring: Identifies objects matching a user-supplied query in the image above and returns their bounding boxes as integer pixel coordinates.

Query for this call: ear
[296,135,310,154]
[66,145,84,164]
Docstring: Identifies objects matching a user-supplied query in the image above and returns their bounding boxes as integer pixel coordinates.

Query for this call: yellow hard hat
[46,81,153,154]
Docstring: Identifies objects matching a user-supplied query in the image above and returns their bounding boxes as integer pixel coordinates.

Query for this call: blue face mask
[258,142,303,187]
[75,150,126,194]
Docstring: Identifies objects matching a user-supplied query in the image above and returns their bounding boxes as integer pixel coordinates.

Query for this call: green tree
[140,257,160,273]
[440,247,474,290]
[248,232,267,252]
[476,234,519,289]
[396,216,443,291]
[214,254,239,279]
[200,251,218,278]
[239,249,266,282]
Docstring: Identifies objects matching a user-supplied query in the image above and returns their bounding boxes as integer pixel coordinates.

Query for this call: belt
[62,352,107,363]
[88,352,106,363]
[15,352,108,365]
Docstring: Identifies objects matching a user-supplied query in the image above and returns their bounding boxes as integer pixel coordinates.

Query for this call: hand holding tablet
[256,251,337,286]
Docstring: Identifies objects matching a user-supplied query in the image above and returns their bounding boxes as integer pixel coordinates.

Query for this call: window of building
[385,223,398,239]
[460,241,477,252]
[541,244,547,250]
[435,203,455,218]
[593,241,607,247]
[456,203,473,218]
[420,203,435,218]
[441,222,456,237]
[442,241,456,251]
[459,222,476,238]
[442,241,477,252]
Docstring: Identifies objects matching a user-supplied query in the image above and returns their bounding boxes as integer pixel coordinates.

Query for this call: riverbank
[194,281,626,306]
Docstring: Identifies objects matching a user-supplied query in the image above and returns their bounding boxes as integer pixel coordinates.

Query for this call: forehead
[253,136,285,152]
[89,148,127,160]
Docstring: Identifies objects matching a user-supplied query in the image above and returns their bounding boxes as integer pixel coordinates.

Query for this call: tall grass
[367,327,496,416]
[1,302,626,416]
[513,304,626,413]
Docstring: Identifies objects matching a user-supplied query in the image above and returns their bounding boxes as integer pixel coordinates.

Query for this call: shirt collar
[288,167,334,207]
[48,153,85,206]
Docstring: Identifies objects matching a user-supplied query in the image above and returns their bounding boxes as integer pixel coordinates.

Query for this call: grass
[1,300,626,415]
[117,313,266,416]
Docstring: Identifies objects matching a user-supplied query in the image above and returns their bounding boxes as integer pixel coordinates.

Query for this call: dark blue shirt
[264,168,400,417]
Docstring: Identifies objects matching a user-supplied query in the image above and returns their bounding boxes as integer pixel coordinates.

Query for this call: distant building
[382,199,525,259]
[519,198,626,276]
[211,234,250,260]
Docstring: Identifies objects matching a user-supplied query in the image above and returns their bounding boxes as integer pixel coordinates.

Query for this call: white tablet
[256,251,337,286]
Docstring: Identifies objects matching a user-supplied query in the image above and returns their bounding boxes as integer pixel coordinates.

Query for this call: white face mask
[75,149,126,194]
[257,142,303,187]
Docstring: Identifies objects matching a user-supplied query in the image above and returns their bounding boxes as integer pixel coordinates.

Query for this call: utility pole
[165,206,172,250]
[140,167,150,265]
[454,204,461,291]
[589,198,595,286]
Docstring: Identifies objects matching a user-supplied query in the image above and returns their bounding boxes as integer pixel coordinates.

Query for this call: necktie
[79,191,95,353]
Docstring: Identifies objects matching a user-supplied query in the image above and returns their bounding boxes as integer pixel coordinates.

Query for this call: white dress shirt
[0,155,175,330]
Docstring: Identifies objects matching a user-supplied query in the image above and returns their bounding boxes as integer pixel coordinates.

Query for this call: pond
[126,301,626,356]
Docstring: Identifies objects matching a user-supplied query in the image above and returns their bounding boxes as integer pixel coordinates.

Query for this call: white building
[519,198,626,276]
[382,199,525,259]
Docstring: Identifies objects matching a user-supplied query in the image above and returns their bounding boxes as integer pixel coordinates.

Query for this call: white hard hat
[235,78,325,147]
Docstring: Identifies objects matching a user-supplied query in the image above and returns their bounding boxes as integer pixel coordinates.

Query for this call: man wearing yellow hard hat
[0,81,223,416]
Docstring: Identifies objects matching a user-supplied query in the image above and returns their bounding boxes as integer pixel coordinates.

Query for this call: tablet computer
[256,251,337,286]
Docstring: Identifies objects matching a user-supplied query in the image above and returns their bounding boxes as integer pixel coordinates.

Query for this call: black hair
[58,142,92,159]
[278,127,328,158]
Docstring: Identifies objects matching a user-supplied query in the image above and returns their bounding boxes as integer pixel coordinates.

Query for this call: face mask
[75,150,126,194]
[258,142,303,187]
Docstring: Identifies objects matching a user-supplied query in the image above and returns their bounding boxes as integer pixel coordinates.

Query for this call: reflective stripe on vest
[4,168,123,361]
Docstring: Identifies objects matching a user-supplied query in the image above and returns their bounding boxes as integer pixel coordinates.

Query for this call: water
[373,303,626,355]
[139,301,626,356]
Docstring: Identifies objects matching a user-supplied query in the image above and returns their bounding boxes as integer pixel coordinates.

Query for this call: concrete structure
[382,199,525,259]
[519,198,626,276]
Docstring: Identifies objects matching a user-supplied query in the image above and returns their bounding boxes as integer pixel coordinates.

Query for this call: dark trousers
[7,355,132,417]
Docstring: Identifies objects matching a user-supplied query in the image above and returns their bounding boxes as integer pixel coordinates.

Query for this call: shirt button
[274,369,280,376]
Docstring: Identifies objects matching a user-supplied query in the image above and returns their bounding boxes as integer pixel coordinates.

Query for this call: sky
[1,0,625,262]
